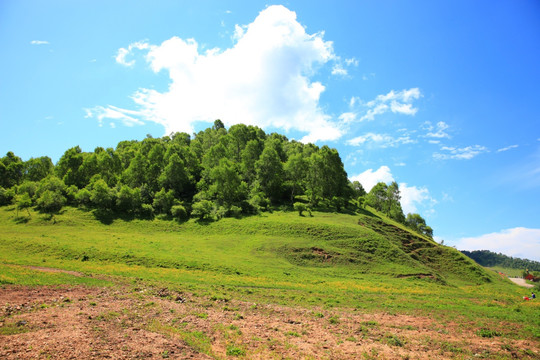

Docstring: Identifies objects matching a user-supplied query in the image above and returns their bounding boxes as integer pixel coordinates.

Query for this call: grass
[0,205,539,343]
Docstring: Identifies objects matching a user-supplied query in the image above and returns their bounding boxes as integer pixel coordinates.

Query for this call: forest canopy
[0,121,431,236]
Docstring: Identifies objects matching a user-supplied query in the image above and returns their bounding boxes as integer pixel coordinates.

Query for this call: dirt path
[1,285,538,359]
[509,277,535,288]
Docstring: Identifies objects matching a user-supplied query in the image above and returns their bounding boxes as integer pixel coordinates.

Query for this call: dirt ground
[1,284,538,359]
[509,278,535,289]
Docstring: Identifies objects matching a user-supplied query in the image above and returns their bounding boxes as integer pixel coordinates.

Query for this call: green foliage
[171,204,188,221]
[461,250,540,272]
[293,202,307,216]
[153,188,176,215]
[0,186,15,206]
[16,193,32,216]
[36,189,66,214]
[0,123,430,230]
[192,200,213,220]
[90,179,114,209]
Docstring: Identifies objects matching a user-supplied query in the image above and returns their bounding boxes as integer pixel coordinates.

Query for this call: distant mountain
[461,250,540,272]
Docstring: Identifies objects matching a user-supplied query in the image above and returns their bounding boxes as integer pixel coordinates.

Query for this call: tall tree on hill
[159,153,192,198]
[256,139,284,203]
[0,152,24,188]
[56,146,85,188]
[23,156,54,182]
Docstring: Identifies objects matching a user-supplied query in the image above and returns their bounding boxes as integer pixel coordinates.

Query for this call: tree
[37,190,65,214]
[0,152,24,188]
[90,179,114,209]
[16,193,32,217]
[256,140,284,203]
[23,157,54,182]
[208,159,247,207]
[116,185,141,213]
[158,153,191,197]
[56,146,85,188]
[365,182,388,212]
[191,200,213,220]
[153,188,175,215]
[284,152,308,202]
[294,202,307,216]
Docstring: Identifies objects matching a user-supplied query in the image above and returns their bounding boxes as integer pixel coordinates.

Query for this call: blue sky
[1,1,539,260]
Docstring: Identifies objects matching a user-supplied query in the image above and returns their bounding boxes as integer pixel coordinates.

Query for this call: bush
[75,188,92,207]
[192,200,213,220]
[37,190,65,214]
[228,205,242,218]
[171,205,188,221]
[0,187,15,206]
[293,202,307,216]
[138,203,154,218]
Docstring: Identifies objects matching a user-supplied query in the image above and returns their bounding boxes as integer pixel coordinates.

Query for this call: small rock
[16,320,27,327]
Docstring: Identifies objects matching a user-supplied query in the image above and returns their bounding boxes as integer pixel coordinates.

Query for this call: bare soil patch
[509,277,535,289]
[1,285,537,359]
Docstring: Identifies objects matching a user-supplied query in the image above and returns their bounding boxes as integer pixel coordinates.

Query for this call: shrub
[171,205,188,221]
[293,202,307,216]
[37,190,65,214]
[0,186,15,206]
[75,188,92,207]
[138,203,154,218]
[228,205,242,218]
[192,200,213,220]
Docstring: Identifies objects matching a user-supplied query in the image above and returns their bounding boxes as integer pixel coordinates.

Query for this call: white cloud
[84,106,144,127]
[497,144,519,153]
[358,88,421,122]
[90,5,341,142]
[433,145,488,160]
[346,132,416,148]
[350,165,394,192]
[455,228,540,262]
[399,183,436,215]
[30,40,49,45]
[115,41,151,67]
[331,64,347,76]
[350,166,436,216]
[345,58,358,66]
[425,121,450,139]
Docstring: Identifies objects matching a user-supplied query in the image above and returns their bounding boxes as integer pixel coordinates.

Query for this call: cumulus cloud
[350,166,394,192]
[90,5,342,142]
[350,166,435,215]
[455,228,540,262]
[399,183,436,215]
[433,145,488,160]
[359,88,421,122]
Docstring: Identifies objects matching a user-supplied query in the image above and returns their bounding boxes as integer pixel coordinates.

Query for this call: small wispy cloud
[433,145,488,160]
[115,41,151,67]
[84,106,144,127]
[496,144,518,153]
[424,121,450,139]
[358,88,422,122]
[30,40,49,45]
[347,132,416,148]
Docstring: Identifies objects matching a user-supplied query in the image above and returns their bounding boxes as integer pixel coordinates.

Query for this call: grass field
[1,205,539,358]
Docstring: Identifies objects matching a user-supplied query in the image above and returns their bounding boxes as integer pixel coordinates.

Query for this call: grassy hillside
[1,205,539,352]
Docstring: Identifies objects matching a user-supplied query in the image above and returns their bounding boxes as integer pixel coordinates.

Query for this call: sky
[1,0,539,260]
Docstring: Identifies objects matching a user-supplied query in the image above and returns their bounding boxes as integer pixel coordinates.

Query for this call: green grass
[0,205,539,341]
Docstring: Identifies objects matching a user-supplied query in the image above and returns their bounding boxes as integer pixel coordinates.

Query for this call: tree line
[0,120,431,236]
[461,250,540,272]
